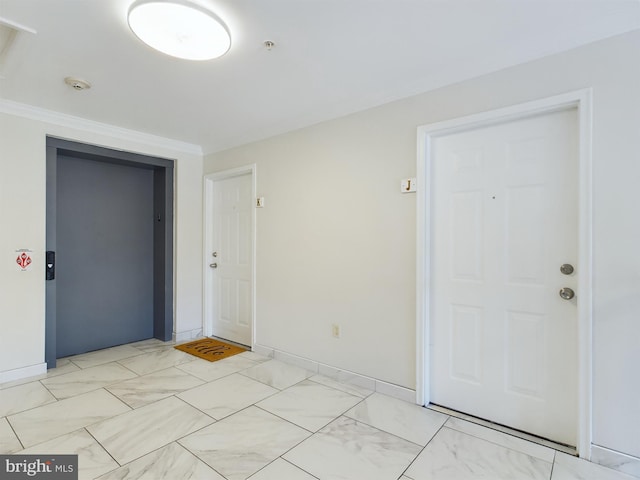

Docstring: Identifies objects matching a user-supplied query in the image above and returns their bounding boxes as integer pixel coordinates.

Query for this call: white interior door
[430,108,578,446]
[210,173,252,346]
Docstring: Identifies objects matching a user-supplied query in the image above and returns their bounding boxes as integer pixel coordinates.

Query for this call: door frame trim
[416,89,593,457]
[203,165,257,348]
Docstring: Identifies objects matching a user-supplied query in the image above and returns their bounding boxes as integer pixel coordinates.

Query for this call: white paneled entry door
[430,108,578,446]
[208,172,253,346]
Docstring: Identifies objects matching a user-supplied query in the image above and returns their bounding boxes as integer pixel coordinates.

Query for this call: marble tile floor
[0,340,635,480]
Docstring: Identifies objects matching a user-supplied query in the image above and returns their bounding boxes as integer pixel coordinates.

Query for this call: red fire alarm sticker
[16,250,33,271]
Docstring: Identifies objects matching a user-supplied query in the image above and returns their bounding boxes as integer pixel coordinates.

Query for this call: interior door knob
[559,287,575,300]
[209,263,218,269]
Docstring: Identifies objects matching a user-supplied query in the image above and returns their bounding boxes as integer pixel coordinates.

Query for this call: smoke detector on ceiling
[64,77,91,91]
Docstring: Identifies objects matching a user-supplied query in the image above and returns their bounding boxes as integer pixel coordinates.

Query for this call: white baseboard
[275,350,319,373]
[317,363,376,391]
[252,344,275,359]
[173,328,203,343]
[252,343,416,403]
[591,445,640,478]
[0,362,47,384]
[374,380,416,403]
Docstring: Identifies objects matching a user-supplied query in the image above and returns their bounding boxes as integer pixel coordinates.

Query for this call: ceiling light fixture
[127,0,231,61]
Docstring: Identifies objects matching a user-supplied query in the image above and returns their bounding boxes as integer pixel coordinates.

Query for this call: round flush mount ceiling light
[127,0,231,61]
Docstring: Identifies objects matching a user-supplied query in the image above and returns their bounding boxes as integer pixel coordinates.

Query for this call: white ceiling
[0,0,639,154]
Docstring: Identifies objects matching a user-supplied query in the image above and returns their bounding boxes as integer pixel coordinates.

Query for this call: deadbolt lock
[560,264,574,275]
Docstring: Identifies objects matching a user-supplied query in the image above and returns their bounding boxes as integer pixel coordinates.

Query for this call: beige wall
[205,30,640,458]
[0,111,204,377]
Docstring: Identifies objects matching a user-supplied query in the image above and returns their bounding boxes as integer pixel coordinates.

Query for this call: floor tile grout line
[446,424,557,463]
[174,361,264,384]
[262,376,365,400]
[103,374,211,410]
[6,361,174,406]
[10,388,135,452]
[105,364,205,393]
[246,455,320,480]
[112,358,195,377]
[65,348,149,370]
[174,373,282,412]
[83,426,122,469]
[341,401,442,450]
[280,457,321,479]
[236,369,308,392]
[84,395,219,471]
[442,421,555,463]
[343,414,425,449]
[549,450,557,480]
[173,399,315,479]
[171,394,219,424]
[398,415,450,479]
[5,416,26,452]
[252,404,316,434]
[94,387,134,414]
[1,377,56,394]
[254,417,317,476]
[68,359,83,370]
[115,360,144,378]
[431,404,576,455]
[1,387,58,420]
[251,387,369,435]
[36,378,60,400]
[97,436,173,472]
[174,439,229,480]
[163,398,238,479]
[102,387,139,411]
[38,363,144,401]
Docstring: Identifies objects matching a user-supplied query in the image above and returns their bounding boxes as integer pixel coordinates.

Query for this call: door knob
[212,252,218,257]
[559,287,575,300]
[209,263,218,269]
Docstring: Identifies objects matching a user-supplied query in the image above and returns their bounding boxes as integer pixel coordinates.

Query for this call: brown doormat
[175,338,247,362]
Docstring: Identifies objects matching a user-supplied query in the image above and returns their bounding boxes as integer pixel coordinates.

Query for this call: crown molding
[0,99,203,156]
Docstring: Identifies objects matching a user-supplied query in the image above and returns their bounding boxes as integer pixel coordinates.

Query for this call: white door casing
[416,91,593,456]
[204,166,256,347]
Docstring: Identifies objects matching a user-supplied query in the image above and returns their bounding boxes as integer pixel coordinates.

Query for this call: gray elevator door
[56,155,154,357]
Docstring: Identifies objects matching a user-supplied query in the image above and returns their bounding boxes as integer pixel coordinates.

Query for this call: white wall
[0,109,204,378]
[204,30,640,459]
